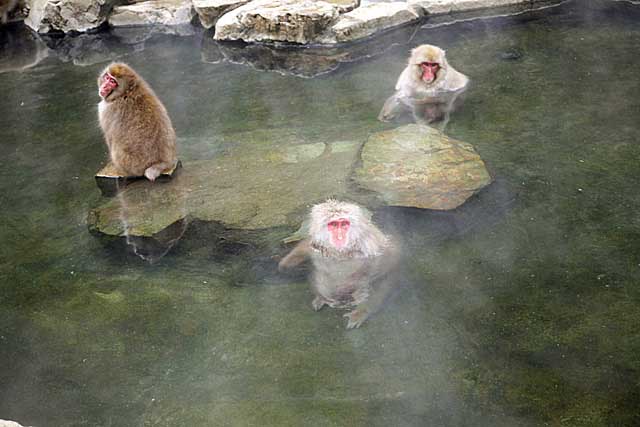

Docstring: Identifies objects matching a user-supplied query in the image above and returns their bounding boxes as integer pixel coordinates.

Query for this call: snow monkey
[378,44,469,125]
[97,62,177,181]
[278,200,399,329]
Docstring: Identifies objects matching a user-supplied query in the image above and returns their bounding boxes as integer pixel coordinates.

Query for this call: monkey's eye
[104,73,117,85]
[328,219,350,229]
[422,62,440,68]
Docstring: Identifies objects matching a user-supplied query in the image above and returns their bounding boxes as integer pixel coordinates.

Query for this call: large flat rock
[354,124,492,210]
[88,131,364,238]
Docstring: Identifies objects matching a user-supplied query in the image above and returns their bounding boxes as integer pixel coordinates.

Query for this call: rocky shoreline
[9,0,562,45]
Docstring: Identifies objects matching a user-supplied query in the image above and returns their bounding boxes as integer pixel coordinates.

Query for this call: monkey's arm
[378,93,406,122]
[278,239,312,271]
[345,244,401,329]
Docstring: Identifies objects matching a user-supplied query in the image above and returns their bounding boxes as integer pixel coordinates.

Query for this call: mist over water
[1,0,639,425]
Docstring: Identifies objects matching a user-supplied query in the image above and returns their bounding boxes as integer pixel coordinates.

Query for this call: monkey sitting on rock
[279,200,400,329]
[97,62,177,182]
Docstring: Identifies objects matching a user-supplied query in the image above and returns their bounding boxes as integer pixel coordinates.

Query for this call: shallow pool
[0,0,639,425]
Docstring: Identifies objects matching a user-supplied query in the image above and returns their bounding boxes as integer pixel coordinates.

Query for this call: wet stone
[88,130,365,242]
[354,124,492,210]
[95,160,182,197]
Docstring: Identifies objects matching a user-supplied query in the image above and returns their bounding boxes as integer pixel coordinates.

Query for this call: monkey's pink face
[420,62,440,83]
[328,218,351,248]
[99,73,118,99]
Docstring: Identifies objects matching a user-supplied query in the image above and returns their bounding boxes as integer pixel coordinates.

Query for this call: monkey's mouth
[420,62,440,83]
[99,73,118,98]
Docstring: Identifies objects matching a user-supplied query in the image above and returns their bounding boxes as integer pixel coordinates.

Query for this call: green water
[1,0,639,425]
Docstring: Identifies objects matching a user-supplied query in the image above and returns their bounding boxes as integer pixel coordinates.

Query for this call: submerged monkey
[279,200,400,329]
[97,62,177,181]
[379,44,469,127]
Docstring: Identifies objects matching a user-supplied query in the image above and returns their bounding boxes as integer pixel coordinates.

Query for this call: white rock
[193,0,251,29]
[110,0,195,27]
[214,0,340,44]
[0,420,29,427]
[25,0,118,33]
[327,2,420,43]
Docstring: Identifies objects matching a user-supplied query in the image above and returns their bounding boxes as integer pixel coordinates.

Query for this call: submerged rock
[205,13,418,76]
[88,132,364,240]
[26,0,118,33]
[354,124,492,210]
[209,40,350,76]
[109,0,195,27]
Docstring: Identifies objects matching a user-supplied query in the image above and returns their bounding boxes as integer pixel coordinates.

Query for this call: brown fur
[279,200,399,329]
[97,62,177,181]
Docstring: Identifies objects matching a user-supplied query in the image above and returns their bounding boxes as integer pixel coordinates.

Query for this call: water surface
[1,1,639,425]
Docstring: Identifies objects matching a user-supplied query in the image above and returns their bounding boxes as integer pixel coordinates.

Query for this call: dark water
[1,1,639,425]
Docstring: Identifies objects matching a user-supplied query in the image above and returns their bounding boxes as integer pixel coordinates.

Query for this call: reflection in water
[279,200,401,329]
[202,22,420,77]
[0,24,49,73]
[114,177,188,263]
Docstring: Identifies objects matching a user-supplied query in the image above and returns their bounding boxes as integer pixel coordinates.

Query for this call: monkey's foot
[144,166,162,182]
[344,308,369,329]
[312,296,329,311]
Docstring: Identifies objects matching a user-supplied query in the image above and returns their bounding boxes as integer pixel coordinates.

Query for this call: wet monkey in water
[378,44,469,125]
[279,200,399,329]
[97,63,177,181]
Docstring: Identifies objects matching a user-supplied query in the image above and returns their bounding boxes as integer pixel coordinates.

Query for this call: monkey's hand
[278,239,311,272]
[312,295,329,311]
[344,307,369,329]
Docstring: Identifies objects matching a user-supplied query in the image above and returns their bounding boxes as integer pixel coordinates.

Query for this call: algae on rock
[88,131,364,240]
[354,124,492,210]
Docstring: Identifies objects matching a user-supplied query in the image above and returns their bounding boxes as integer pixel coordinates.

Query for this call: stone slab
[95,160,182,197]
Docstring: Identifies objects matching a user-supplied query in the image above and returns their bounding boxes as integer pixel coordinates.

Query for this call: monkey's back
[98,84,176,176]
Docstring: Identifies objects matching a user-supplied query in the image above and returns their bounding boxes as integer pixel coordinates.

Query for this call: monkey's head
[98,63,137,102]
[309,200,386,256]
[409,44,447,86]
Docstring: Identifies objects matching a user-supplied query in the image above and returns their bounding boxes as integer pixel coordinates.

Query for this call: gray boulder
[354,124,492,210]
[214,0,341,44]
[109,0,195,27]
[192,0,251,29]
[25,0,118,33]
[323,2,420,43]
